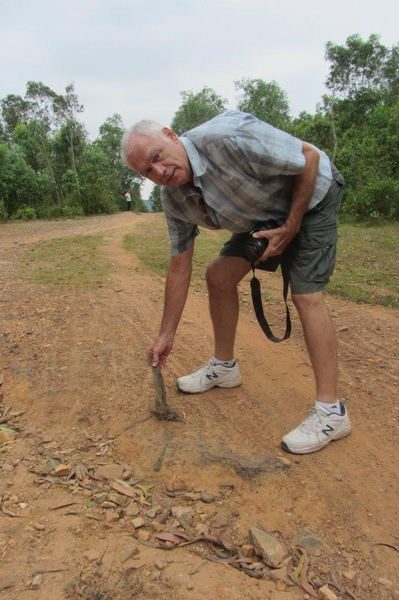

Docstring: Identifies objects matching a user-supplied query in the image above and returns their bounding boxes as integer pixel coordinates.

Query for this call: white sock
[212,357,236,368]
[316,401,342,415]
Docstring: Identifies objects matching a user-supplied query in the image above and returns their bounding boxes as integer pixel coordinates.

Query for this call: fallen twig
[373,541,399,552]
[49,501,77,511]
[32,568,68,575]
[153,429,173,472]
[120,415,152,433]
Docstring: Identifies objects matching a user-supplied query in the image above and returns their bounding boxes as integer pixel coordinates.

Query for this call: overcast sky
[1,0,398,195]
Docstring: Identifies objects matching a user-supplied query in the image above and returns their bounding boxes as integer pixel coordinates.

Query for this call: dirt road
[0,213,398,600]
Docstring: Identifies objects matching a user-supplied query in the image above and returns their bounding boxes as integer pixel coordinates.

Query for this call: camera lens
[242,238,269,262]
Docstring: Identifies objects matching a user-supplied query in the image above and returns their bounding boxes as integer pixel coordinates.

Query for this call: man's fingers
[147,347,159,368]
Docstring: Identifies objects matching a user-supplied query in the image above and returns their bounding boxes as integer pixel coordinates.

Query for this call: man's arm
[147,241,194,367]
[284,141,320,235]
[254,141,320,258]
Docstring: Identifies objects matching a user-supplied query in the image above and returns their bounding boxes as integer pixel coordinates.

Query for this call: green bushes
[0,198,8,222]
[342,178,399,221]
[35,202,85,220]
[14,205,37,220]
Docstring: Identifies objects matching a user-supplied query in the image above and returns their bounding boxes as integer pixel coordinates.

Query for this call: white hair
[120,119,166,166]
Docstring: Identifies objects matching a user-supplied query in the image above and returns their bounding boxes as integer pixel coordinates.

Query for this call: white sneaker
[281,402,351,454]
[177,358,242,394]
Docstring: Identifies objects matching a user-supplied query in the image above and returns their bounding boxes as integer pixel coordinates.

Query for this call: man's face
[126,128,193,186]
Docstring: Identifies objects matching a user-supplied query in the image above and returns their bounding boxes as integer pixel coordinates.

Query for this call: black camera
[241,219,279,263]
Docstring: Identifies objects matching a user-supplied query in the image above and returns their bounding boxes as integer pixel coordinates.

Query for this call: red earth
[0,213,398,600]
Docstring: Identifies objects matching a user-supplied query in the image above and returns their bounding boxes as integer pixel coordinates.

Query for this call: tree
[21,81,87,200]
[324,34,399,128]
[321,34,399,220]
[337,99,399,220]
[53,83,86,183]
[171,86,227,135]
[0,121,6,144]
[25,81,61,133]
[97,114,125,168]
[0,81,149,219]
[235,78,290,128]
[289,111,336,158]
[0,144,39,216]
[382,44,399,102]
[325,34,389,100]
[149,185,162,212]
[52,120,87,197]
[0,94,30,139]
[130,181,148,213]
[77,145,117,215]
[96,114,143,209]
[12,121,51,173]
[1,82,87,213]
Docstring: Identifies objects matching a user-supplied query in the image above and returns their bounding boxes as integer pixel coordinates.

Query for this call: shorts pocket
[288,227,338,285]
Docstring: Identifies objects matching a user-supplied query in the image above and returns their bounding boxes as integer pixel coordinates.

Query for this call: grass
[123,215,231,282]
[64,582,112,600]
[26,234,110,287]
[124,214,399,309]
[331,222,399,309]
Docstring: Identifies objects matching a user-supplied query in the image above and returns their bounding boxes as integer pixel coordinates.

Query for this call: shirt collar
[180,136,207,184]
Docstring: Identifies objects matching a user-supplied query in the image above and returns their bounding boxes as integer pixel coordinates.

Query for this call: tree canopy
[171,86,228,135]
[235,77,290,129]
[0,82,143,221]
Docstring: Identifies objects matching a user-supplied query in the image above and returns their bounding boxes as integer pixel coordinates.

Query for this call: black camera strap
[250,257,291,342]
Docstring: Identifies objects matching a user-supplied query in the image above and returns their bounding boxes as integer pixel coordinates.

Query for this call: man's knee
[206,256,249,290]
[291,291,324,314]
[206,257,229,290]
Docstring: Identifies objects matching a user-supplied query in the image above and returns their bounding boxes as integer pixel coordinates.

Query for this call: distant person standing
[125,191,132,211]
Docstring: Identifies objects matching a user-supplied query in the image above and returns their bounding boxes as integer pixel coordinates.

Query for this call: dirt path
[0,213,398,600]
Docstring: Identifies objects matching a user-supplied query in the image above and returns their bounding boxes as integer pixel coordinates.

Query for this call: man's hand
[252,223,297,261]
[147,334,173,368]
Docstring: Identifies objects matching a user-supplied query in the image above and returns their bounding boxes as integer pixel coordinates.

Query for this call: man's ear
[162,127,179,142]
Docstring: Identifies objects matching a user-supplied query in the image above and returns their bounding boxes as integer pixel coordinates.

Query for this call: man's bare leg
[291,291,337,402]
[176,257,250,394]
[281,290,351,454]
[206,256,251,360]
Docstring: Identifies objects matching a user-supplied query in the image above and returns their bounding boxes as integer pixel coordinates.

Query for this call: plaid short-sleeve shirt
[162,110,332,256]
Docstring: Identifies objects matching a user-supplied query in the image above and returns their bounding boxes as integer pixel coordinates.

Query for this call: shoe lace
[298,407,323,434]
[194,362,214,378]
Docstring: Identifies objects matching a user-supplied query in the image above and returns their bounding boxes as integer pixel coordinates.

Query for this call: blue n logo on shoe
[322,424,334,436]
[206,372,219,380]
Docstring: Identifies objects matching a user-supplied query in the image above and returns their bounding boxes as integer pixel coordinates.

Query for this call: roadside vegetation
[25,234,110,287]
[1,34,398,223]
[329,222,399,308]
[14,214,398,310]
